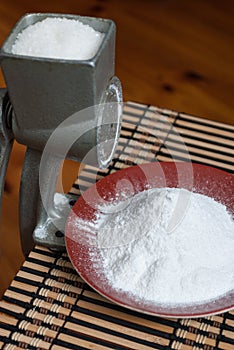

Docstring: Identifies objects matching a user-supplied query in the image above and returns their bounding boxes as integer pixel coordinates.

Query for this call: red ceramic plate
[66,162,234,318]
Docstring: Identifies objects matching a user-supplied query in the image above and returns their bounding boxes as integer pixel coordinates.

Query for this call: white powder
[11,17,104,60]
[76,188,234,305]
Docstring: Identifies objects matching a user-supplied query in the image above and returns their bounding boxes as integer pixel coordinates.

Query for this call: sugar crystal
[11,17,105,60]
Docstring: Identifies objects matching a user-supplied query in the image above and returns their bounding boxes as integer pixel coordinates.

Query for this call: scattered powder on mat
[11,17,104,60]
[76,188,234,305]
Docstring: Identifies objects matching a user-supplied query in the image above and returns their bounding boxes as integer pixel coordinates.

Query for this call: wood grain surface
[0,0,234,297]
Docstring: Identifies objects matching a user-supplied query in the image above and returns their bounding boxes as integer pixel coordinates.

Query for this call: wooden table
[0,102,233,349]
[0,0,234,123]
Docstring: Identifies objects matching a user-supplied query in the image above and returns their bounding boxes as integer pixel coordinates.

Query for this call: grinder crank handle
[0,89,14,216]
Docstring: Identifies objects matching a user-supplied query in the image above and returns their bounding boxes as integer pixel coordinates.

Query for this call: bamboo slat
[0,102,233,349]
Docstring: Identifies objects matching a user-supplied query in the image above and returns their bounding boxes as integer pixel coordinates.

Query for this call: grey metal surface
[0,13,117,165]
[0,89,13,217]
[0,13,122,255]
[19,147,79,255]
[19,147,40,256]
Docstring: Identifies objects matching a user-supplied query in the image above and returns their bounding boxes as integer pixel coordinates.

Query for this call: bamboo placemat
[0,101,234,349]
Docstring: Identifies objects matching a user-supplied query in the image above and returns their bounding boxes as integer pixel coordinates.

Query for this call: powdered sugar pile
[11,17,104,60]
[80,188,234,305]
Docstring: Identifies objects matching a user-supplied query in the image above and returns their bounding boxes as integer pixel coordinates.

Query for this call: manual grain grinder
[0,13,123,256]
